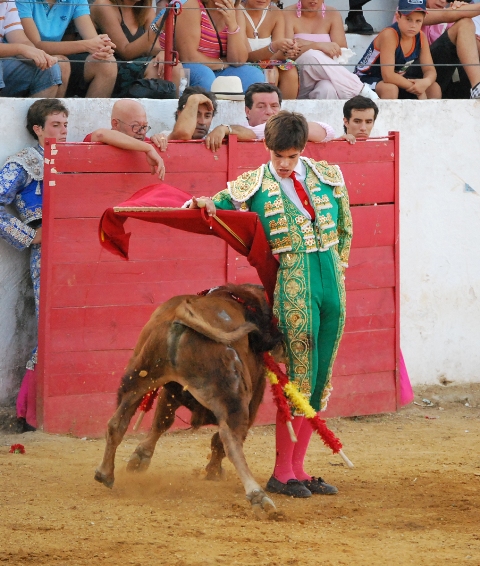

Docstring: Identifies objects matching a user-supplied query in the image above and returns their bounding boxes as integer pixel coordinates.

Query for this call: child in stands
[355,0,441,99]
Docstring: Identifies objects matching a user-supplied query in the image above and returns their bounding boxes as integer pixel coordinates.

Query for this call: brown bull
[95,284,284,516]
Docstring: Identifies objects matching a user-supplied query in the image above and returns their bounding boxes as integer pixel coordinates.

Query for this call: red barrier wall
[38,134,399,436]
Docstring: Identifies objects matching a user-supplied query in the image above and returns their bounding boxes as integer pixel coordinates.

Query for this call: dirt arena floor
[1,384,479,566]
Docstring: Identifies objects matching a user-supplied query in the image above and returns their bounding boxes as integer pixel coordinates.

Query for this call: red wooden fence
[38,134,399,436]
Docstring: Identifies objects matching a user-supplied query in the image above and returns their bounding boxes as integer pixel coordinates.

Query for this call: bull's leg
[205,431,226,481]
[216,416,276,517]
[95,383,157,489]
[127,387,181,473]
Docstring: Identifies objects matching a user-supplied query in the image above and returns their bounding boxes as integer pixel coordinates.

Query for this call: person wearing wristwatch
[165,87,220,142]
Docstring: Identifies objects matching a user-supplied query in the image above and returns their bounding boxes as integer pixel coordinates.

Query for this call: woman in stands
[242,0,299,99]
[90,0,184,96]
[284,0,377,99]
[174,0,264,91]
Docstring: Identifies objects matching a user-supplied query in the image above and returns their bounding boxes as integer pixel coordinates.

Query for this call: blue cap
[398,0,427,15]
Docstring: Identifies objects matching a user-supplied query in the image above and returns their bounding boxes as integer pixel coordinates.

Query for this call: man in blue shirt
[17,0,117,97]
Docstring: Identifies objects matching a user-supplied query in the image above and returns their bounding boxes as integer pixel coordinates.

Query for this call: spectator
[205,82,336,150]
[355,0,441,99]
[90,0,185,96]
[0,0,62,98]
[340,94,379,143]
[242,0,300,99]
[84,99,166,178]
[284,0,378,99]
[17,0,117,98]
[172,0,265,92]
[166,87,219,141]
[418,0,480,99]
[345,0,374,35]
[0,99,69,432]
[337,95,415,406]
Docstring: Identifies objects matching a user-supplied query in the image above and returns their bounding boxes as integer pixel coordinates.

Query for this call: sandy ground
[1,385,480,566]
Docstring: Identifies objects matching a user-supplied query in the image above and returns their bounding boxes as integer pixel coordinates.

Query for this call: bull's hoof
[94,469,114,489]
[246,489,277,519]
[126,448,152,473]
[205,466,226,481]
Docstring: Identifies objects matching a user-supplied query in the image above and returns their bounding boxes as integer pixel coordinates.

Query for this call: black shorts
[65,52,90,98]
[429,30,471,97]
[429,30,460,90]
[358,63,425,99]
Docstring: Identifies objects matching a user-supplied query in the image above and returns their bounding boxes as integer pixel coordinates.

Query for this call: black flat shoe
[345,13,374,35]
[302,476,338,495]
[17,417,36,433]
[266,476,312,498]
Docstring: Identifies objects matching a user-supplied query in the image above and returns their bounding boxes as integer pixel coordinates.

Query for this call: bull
[95,284,284,517]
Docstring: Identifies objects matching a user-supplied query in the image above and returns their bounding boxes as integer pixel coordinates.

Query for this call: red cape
[99,183,279,302]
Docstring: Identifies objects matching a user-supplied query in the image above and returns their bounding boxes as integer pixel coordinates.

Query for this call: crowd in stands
[1,0,480,99]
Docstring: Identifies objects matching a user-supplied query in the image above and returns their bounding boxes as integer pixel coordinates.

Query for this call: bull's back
[132,295,193,357]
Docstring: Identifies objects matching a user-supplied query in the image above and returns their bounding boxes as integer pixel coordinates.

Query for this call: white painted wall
[1,98,479,405]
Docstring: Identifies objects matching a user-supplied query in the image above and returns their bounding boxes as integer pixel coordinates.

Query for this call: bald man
[84,99,166,179]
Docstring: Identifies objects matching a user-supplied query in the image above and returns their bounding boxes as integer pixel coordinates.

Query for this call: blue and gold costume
[213,157,353,411]
[0,145,44,369]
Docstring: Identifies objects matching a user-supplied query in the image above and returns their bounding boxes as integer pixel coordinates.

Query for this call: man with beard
[165,85,248,152]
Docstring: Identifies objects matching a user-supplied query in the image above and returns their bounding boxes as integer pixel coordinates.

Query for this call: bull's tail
[173,299,258,345]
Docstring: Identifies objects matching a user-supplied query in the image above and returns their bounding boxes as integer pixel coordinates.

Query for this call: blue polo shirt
[16,0,90,42]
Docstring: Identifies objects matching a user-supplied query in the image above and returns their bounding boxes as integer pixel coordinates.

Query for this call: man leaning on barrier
[84,99,166,179]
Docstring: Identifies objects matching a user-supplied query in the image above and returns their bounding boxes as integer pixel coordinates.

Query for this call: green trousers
[273,249,346,412]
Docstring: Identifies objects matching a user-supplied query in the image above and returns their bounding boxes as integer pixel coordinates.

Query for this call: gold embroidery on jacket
[317,213,335,230]
[270,235,292,254]
[264,197,285,217]
[228,166,264,202]
[312,194,333,209]
[262,176,281,197]
[269,216,288,235]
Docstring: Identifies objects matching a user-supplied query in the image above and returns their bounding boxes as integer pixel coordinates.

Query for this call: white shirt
[229,158,313,220]
[0,1,24,41]
[268,159,313,220]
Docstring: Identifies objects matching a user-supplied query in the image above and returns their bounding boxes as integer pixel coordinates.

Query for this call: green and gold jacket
[212,157,353,267]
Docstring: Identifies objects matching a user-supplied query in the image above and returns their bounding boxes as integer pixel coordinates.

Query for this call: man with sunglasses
[84,99,166,179]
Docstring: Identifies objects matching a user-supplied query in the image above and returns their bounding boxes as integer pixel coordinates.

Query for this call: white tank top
[247,36,271,50]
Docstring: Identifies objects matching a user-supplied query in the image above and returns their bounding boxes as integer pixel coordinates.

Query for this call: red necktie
[289,171,315,221]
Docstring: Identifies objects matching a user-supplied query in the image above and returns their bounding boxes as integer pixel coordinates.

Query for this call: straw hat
[211,76,245,101]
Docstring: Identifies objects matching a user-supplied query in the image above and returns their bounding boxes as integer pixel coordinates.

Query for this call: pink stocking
[15,368,37,427]
[16,369,31,419]
[273,412,305,483]
[26,367,37,428]
[292,417,314,481]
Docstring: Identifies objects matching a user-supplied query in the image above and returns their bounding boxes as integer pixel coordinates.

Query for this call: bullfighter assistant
[191,111,353,498]
[0,99,69,432]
